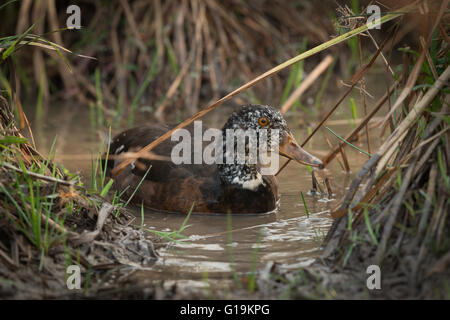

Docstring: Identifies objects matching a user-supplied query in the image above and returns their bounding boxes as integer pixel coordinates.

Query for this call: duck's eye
[258,117,269,127]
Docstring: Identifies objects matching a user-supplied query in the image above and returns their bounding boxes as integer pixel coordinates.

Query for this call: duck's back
[106,124,278,214]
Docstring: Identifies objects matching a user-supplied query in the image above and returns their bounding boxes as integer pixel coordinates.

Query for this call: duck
[105,104,323,214]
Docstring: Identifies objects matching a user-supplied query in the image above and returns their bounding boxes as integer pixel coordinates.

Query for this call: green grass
[140,202,145,228]
[342,230,358,267]
[325,126,371,157]
[363,207,378,245]
[245,88,261,105]
[280,38,308,107]
[346,0,360,75]
[314,57,336,109]
[94,68,104,127]
[347,208,353,231]
[89,128,113,195]
[313,228,326,242]
[349,97,358,127]
[165,36,178,74]
[1,126,145,261]
[100,178,114,197]
[0,129,155,272]
[147,203,195,243]
[300,191,310,218]
[100,127,111,188]
[437,147,449,189]
[122,165,152,209]
[305,165,312,174]
[0,0,19,11]
[0,151,78,267]
[1,21,38,61]
[114,93,124,129]
[0,135,28,145]
[0,71,12,99]
[35,70,45,120]
[87,132,154,217]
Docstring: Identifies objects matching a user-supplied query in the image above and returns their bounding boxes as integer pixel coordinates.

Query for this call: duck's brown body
[113,165,279,214]
[106,105,323,214]
[107,124,279,214]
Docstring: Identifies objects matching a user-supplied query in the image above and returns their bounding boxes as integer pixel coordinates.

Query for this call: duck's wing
[106,124,218,183]
[105,124,224,213]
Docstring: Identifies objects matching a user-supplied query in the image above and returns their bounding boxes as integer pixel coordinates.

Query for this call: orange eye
[258,117,269,127]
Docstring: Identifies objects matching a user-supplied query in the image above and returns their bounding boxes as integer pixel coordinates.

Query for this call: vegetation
[0,0,338,126]
[0,0,449,299]
[0,94,162,298]
[257,0,450,299]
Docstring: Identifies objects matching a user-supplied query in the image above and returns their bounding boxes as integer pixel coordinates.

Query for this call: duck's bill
[279,132,324,169]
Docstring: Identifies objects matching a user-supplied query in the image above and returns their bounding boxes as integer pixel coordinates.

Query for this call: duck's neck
[217,127,264,191]
[218,161,263,191]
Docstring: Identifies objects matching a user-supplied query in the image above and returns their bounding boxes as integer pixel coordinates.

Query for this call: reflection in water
[140,167,337,277]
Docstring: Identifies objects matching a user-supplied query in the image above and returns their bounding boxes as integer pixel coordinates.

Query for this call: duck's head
[218,104,323,189]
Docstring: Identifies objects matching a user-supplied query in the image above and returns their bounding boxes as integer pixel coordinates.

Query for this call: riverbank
[0,96,162,299]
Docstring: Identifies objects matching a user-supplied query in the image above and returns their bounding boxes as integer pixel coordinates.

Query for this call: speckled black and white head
[222,104,291,151]
[222,105,288,132]
[217,104,323,191]
[218,105,291,190]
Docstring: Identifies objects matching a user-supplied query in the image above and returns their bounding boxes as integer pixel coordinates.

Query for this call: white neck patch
[231,172,265,191]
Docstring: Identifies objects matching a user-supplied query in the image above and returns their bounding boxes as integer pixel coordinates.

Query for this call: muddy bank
[253,65,450,300]
[0,96,161,299]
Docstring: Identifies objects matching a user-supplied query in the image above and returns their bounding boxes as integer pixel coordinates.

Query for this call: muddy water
[27,102,378,287]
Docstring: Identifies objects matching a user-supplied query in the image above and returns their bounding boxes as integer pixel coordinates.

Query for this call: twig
[380,0,449,127]
[366,30,395,76]
[1,162,75,186]
[72,203,113,246]
[338,143,351,172]
[280,55,333,114]
[322,79,400,165]
[111,7,409,177]
[119,0,151,66]
[277,39,392,176]
[324,177,333,198]
[154,47,193,119]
